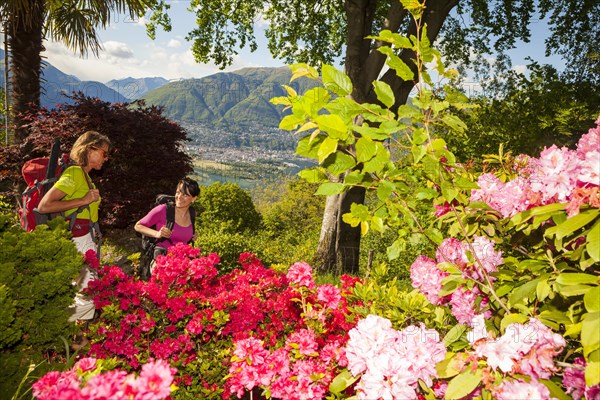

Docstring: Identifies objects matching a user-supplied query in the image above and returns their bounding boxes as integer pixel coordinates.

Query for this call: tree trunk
[316,0,458,275]
[7,0,45,144]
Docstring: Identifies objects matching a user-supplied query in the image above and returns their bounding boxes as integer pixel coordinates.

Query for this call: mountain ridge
[0,53,128,108]
[140,66,314,130]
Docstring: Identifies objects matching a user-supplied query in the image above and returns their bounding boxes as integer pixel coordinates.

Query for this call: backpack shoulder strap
[165,202,175,231]
[189,206,196,235]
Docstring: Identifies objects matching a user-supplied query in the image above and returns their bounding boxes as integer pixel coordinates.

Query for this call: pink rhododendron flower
[577,122,600,157]
[468,235,503,279]
[317,284,342,309]
[586,384,600,399]
[286,262,315,289]
[475,318,565,379]
[436,238,468,268]
[563,358,586,400]
[471,173,504,205]
[410,255,448,305]
[450,286,490,326]
[530,145,579,202]
[345,315,396,376]
[516,318,566,379]
[578,150,600,186]
[346,315,446,399]
[494,378,552,400]
[467,314,489,344]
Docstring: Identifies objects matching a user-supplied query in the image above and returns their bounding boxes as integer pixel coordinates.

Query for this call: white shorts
[68,233,98,322]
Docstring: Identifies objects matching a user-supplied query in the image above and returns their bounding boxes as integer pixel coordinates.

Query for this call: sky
[42,1,286,83]
[2,1,565,84]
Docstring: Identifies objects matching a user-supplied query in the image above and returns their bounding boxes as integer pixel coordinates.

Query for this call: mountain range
[0,49,312,129]
[140,67,315,129]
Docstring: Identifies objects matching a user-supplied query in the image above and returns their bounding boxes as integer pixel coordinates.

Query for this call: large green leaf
[509,279,539,306]
[279,114,304,130]
[445,369,482,400]
[356,137,377,163]
[510,203,566,225]
[298,169,326,183]
[315,114,349,140]
[329,369,359,394]
[436,353,461,379]
[539,379,571,400]
[317,137,339,163]
[556,273,599,285]
[321,64,352,96]
[315,182,346,196]
[369,30,413,49]
[587,220,600,262]
[582,311,600,357]
[323,152,357,175]
[443,324,466,346]
[586,361,600,387]
[378,46,415,81]
[373,81,395,108]
[500,313,529,332]
[555,209,598,240]
[296,133,324,158]
[584,286,600,312]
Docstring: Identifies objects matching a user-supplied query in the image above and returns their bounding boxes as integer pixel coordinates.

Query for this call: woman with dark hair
[38,130,111,322]
[134,178,200,273]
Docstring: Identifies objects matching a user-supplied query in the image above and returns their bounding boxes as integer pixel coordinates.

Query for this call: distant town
[179,121,314,187]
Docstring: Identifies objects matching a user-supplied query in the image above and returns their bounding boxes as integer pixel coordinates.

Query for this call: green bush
[0,215,84,398]
[197,182,261,233]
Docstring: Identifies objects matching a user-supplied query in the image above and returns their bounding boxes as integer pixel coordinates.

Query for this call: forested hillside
[141,67,317,129]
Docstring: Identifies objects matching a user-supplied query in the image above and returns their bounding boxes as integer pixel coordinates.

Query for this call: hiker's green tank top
[53,166,100,222]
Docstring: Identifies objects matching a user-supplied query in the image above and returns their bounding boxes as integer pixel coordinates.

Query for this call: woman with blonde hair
[38,130,111,322]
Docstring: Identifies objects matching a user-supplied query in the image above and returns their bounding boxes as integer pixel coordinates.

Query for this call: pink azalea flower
[317,284,342,309]
[286,262,315,289]
[133,359,177,400]
[286,329,319,356]
[74,357,97,373]
[80,370,128,399]
[233,337,269,365]
[32,371,80,400]
[434,202,452,217]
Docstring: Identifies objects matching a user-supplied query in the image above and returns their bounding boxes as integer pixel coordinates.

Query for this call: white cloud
[513,64,527,74]
[102,41,134,59]
[167,39,182,48]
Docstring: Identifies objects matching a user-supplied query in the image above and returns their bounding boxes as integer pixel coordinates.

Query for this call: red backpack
[18,139,72,231]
